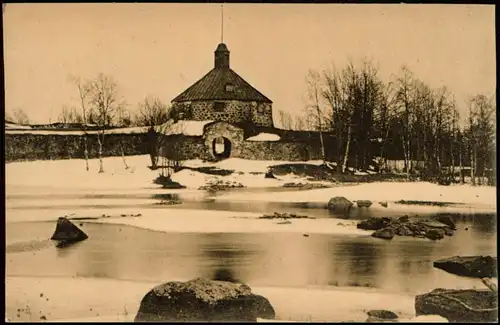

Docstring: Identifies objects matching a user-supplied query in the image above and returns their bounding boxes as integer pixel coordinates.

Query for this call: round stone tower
[170,43,274,128]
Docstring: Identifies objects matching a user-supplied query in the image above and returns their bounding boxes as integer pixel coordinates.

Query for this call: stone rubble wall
[4,133,150,162]
[171,100,274,127]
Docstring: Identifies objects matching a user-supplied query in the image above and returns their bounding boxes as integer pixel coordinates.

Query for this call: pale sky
[3,3,496,124]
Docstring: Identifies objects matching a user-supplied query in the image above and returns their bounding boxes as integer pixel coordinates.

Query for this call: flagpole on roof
[221,4,224,43]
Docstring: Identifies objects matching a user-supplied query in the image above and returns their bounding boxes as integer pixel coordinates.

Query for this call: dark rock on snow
[264,170,276,179]
[51,217,88,243]
[367,309,398,320]
[433,256,498,278]
[415,288,498,323]
[434,215,456,230]
[357,217,392,231]
[357,200,373,208]
[372,228,395,240]
[379,201,389,208]
[327,196,353,214]
[357,216,455,241]
[134,278,275,322]
[397,215,409,223]
[424,228,445,241]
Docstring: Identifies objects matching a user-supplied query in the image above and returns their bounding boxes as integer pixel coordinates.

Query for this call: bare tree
[68,75,91,171]
[306,69,327,164]
[135,96,171,127]
[58,105,83,124]
[277,109,293,130]
[393,66,416,174]
[135,96,173,168]
[115,106,133,127]
[8,108,31,125]
[86,73,124,173]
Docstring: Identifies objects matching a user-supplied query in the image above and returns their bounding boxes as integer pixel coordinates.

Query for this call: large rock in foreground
[51,217,88,242]
[327,196,353,214]
[134,278,275,322]
[433,256,498,278]
[415,288,498,323]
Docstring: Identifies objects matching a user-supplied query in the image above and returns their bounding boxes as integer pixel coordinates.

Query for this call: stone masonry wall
[4,133,149,162]
[239,140,323,161]
[160,135,209,161]
[171,100,274,127]
[202,122,245,161]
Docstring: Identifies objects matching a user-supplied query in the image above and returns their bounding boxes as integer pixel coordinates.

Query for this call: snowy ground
[6,155,496,212]
[7,155,489,323]
[6,275,441,323]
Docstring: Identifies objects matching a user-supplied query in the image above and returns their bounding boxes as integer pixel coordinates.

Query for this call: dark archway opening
[212,137,232,160]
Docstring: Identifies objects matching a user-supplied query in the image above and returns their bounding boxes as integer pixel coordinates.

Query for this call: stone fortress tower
[170,42,274,128]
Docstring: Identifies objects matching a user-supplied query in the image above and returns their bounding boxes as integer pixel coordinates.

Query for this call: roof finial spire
[221,4,224,43]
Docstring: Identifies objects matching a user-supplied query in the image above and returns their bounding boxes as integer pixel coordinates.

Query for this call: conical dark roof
[172,68,273,104]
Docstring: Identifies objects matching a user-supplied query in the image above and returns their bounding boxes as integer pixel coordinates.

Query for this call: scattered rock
[264,170,276,179]
[372,228,395,240]
[379,201,389,208]
[134,278,275,322]
[154,175,186,189]
[277,221,292,225]
[433,215,456,230]
[397,215,409,223]
[327,196,353,214]
[303,234,309,237]
[40,316,46,321]
[357,217,392,231]
[419,221,450,229]
[259,212,313,220]
[425,229,445,241]
[367,310,398,320]
[357,216,455,241]
[357,200,373,208]
[415,288,498,322]
[50,217,88,244]
[433,256,498,278]
[199,180,245,191]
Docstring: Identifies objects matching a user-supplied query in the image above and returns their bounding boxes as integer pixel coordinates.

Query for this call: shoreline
[5,275,419,323]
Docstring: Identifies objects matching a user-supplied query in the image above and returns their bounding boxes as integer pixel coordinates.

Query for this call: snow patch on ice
[247,133,281,142]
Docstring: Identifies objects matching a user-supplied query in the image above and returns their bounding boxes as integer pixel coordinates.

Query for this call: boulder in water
[425,229,445,241]
[367,310,398,320]
[264,170,276,179]
[433,256,498,278]
[357,217,392,231]
[134,278,275,322]
[327,196,353,214]
[433,215,456,230]
[357,200,373,208]
[51,217,88,243]
[415,288,498,322]
[372,228,395,240]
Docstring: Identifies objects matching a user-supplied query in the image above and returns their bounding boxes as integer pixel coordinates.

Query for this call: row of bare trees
[65,73,174,173]
[295,60,495,184]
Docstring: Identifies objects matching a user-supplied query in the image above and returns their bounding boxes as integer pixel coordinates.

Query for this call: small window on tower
[214,101,226,112]
[225,84,234,92]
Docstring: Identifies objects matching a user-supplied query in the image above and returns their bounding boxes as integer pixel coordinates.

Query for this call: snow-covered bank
[6,155,495,213]
[215,181,497,212]
[6,276,420,323]
[5,155,325,194]
[87,208,365,236]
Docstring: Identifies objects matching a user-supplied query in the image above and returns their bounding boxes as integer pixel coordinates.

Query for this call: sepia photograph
[3,3,497,323]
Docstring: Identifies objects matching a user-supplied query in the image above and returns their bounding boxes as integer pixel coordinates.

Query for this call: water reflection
[6,218,497,296]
